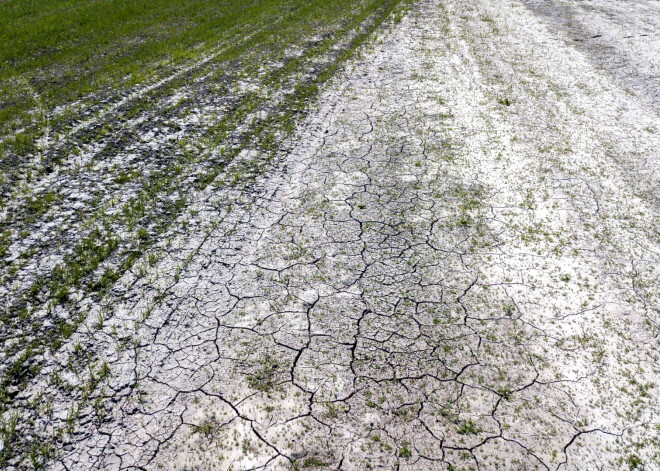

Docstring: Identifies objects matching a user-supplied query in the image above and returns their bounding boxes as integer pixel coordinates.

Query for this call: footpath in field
[6,0,660,470]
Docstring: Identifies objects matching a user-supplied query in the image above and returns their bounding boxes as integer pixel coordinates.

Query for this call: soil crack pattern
[1,0,658,470]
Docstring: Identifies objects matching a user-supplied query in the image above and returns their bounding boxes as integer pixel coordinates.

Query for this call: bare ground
[4,0,659,470]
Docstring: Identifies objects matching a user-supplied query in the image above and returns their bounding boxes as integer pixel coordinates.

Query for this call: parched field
[0,0,658,470]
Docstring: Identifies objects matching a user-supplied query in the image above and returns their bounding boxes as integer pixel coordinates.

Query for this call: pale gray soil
[522,0,659,111]
[4,0,659,470]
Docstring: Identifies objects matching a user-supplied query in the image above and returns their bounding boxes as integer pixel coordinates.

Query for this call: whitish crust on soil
[3,0,658,470]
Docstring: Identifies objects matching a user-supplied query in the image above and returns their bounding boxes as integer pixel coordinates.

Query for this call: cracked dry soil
[5,0,660,470]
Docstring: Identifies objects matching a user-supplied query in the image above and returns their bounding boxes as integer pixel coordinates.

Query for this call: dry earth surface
[1,0,659,470]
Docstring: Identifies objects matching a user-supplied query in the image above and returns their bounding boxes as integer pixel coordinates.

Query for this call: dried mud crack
[1,0,658,470]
